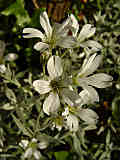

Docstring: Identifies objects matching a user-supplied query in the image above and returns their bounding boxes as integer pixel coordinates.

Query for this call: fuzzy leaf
[5,88,17,103]
[12,114,32,137]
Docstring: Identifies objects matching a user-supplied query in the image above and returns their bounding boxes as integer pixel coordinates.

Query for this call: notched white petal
[65,114,79,132]
[54,56,63,77]
[78,109,98,124]
[40,11,52,38]
[47,56,63,79]
[34,42,49,52]
[70,14,79,37]
[78,86,99,105]
[43,92,60,115]
[78,24,96,42]
[86,73,113,88]
[58,36,76,48]
[47,56,57,79]
[81,40,102,51]
[33,80,51,94]
[23,28,44,39]
[78,54,102,77]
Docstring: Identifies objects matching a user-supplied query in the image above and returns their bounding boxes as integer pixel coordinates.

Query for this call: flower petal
[70,14,79,37]
[43,92,60,115]
[33,150,41,160]
[47,56,63,79]
[78,108,98,124]
[78,86,99,105]
[57,36,76,48]
[85,73,113,88]
[56,16,72,34]
[0,64,6,73]
[61,88,80,107]
[80,40,102,51]
[24,148,33,159]
[4,53,18,61]
[23,28,44,39]
[65,114,79,132]
[78,54,102,77]
[78,24,96,42]
[33,80,51,94]
[40,11,52,38]
[34,42,49,52]
[19,140,29,149]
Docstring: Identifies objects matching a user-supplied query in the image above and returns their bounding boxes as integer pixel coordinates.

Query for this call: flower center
[50,79,60,91]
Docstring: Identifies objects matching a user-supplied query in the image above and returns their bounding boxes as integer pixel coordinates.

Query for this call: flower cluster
[23,11,113,134]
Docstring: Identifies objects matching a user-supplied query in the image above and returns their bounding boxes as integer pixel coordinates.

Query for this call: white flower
[33,56,62,115]
[0,64,6,73]
[20,138,47,160]
[33,55,77,116]
[70,14,102,52]
[19,140,29,149]
[75,53,113,97]
[4,53,18,61]
[62,87,99,132]
[23,11,76,52]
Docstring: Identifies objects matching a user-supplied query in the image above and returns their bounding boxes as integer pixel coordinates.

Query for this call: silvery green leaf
[5,88,17,103]
[83,124,97,131]
[106,130,111,145]
[2,103,15,110]
[0,40,5,59]
[73,134,84,157]
[12,114,32,137]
